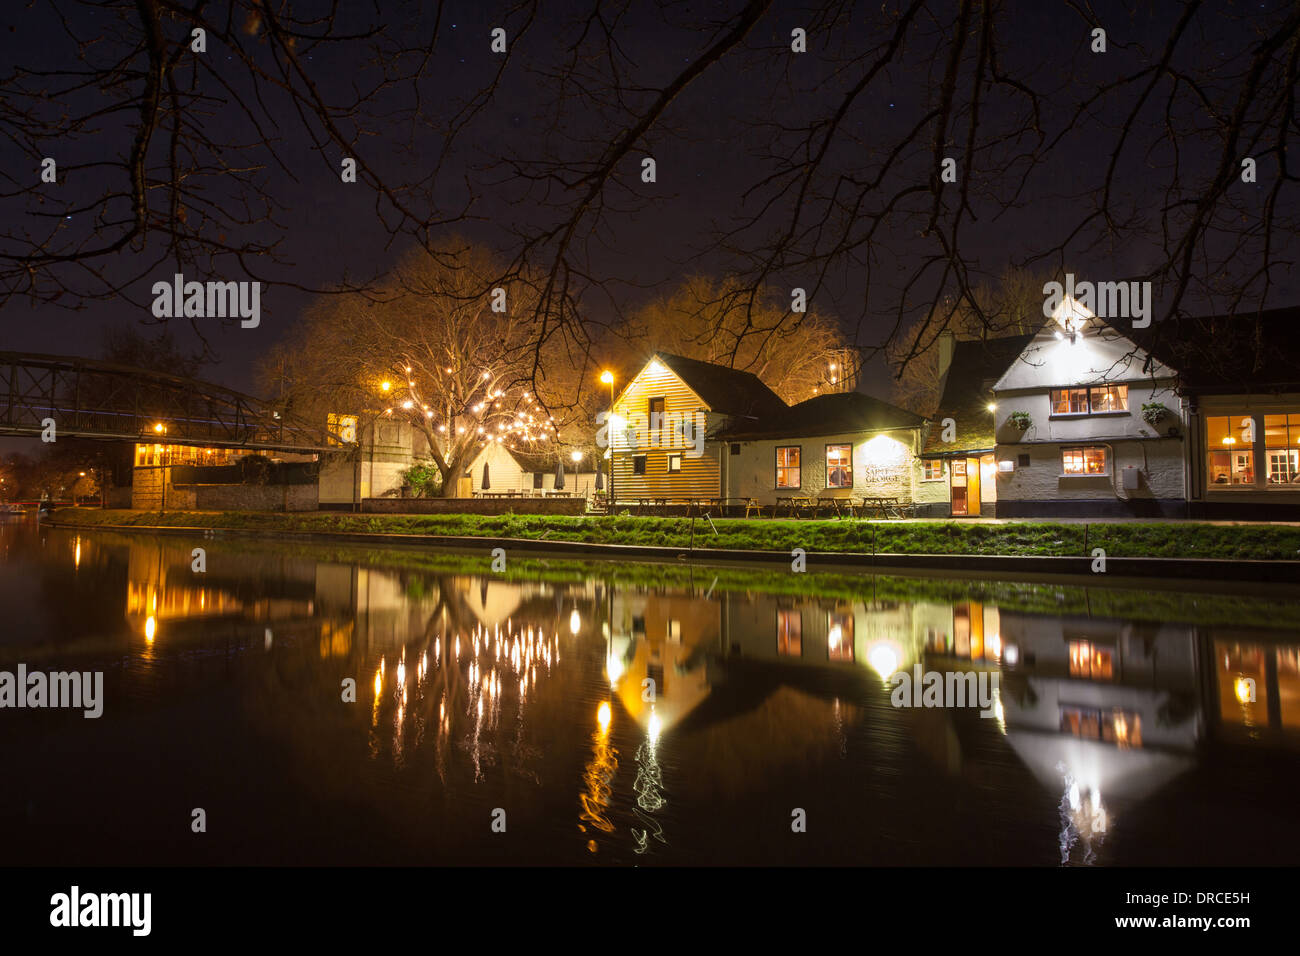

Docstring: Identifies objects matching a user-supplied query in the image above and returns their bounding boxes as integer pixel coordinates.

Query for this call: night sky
[1,0,1295,405]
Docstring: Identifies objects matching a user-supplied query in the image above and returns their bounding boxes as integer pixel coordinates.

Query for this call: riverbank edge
[44,515,1300,583]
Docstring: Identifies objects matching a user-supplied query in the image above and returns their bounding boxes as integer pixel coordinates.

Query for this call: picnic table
[628,495,758,517]
[774,495,854,518]
[857,495,905,518]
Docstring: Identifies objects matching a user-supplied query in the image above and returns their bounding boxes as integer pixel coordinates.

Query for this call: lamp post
[600,370,615,514]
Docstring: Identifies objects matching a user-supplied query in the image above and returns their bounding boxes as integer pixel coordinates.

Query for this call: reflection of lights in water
[597,701,612,731]
[1003,643,1019,667]
[144,616,156,642]
[987,632,1002,660]
[867,643,899,681]
[1234,677,1254,705]
[396,660,406,687]
[631,737,667,855]
[264,628,273,650]
[373,668,383,696]
[648,708,662,745]
[579,722,619,849]
[74,537,81,569]
[1057,762,1108,865]
[606,654,624,687]
[570,609,581,635]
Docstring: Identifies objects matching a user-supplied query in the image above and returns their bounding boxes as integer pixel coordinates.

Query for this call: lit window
[776,446,800,488]
[826,444,852,488]
[667,453,682,473]
[327,413,358,444]
[1069,640,1115,680]
[827,610,854,662]
[1050,385,1128,415]
[1060,707,1142,749]
[1062,446,1107,475]
[1051,388,1089,415]
[1206,415,1255,486]
[1264,413,1300,485]
[1089,385,1128,412]
[777,609,801,656]
[922,459,944,481]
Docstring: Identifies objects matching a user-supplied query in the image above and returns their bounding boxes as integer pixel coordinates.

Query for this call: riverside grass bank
[44,509,1300,582]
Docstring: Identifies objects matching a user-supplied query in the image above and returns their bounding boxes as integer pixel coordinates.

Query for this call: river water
[2,519,1298,866]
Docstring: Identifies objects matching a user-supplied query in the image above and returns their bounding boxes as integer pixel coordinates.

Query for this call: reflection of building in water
[998,611,1202,863]
[123,539,317,645]
[723,592,998,682]
[1210,634,1300,743]
[610,591,718,735]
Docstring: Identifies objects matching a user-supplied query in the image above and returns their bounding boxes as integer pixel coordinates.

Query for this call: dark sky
[1,0,1295,412]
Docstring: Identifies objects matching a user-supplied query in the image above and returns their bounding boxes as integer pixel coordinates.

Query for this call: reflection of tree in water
[1056,762,1107,866]
[368,574,561,788]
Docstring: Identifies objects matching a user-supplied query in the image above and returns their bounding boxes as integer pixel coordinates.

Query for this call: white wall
[991,321,1187,513]
[725,429,920,504]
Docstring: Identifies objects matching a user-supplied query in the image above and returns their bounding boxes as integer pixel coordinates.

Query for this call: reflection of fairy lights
[867,643,899,681]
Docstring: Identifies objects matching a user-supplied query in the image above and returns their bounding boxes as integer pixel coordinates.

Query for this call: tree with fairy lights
[266,239,573,497]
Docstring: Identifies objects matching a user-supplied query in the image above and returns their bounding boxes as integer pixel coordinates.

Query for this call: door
[965,457,981,516]
[950,458,968,515]
[951,457,981,516]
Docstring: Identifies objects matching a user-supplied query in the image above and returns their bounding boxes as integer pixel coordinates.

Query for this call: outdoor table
[774,495,817,517]
[857,496,904,518]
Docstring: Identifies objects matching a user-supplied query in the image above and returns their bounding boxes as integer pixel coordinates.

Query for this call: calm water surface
[2,519,1298,866]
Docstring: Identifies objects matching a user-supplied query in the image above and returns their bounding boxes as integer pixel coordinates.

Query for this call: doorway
[950,457,981,516]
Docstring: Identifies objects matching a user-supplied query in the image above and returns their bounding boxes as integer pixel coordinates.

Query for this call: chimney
[937,331,956,381]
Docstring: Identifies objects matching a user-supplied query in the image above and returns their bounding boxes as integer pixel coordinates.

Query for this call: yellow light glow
[599,370,614,385]
[868,643,899,681]
[648,708,662,744]
[145,615,156,642]
[569,609,581,635]
[1234,677,1254,705]
[597,701,612,731]
[987,403,997,412]
[153,423,164,433]
[606,654,624,686]
[380,381,392,392]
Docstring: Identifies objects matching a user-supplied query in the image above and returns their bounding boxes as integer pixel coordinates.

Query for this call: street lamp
[600,371,615,513]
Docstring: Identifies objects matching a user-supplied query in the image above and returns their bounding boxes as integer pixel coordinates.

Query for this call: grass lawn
[46,508,1300,561]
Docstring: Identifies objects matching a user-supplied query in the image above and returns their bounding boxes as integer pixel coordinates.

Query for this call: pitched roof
[922,333,1035,456]
[652,352,787,419]
[504,446,598,474]
[1129,306,1300,393]
[719,390,922,439]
